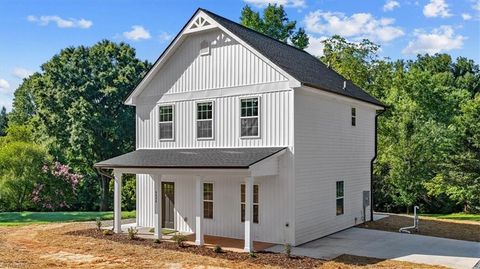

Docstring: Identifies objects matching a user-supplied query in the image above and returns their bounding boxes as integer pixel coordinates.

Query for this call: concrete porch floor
[104,223,275,253]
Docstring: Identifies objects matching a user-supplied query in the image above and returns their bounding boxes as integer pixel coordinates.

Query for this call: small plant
[154,239,161,244]
[248,251,257,258]
[149,227,155,233]
[127,227,138,240]
[95,217,102,230]
[284,243,292,258]
[102,229,113,236]
[172,233,187,247]
[213,245,223,253]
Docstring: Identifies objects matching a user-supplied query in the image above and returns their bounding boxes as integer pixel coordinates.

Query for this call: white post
[195,176,204,246]
[244,176,254,252]
[154,175,163,240]
[113,171,122,233]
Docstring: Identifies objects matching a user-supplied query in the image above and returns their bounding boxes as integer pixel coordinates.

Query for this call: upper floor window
[336,181,344,215]
[241,184,259,223]
[203,183,214,219]
[197,102,213,139]
[200,40,210,56]
[159,105,174,140]
[240,98,259,137]
[351,107,356,126]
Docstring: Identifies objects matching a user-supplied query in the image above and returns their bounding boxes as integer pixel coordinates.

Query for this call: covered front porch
[94,147,287,252]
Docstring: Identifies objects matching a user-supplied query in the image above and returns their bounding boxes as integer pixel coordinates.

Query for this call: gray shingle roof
[94,147,286,169]
[200,8,384,107]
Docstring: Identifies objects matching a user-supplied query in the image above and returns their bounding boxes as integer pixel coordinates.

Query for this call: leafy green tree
[240,4,309,49]
[0,106,7,136]
[12,40,150,210]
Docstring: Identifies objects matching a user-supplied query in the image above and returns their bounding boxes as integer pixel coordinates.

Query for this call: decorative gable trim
[124,9,300,106]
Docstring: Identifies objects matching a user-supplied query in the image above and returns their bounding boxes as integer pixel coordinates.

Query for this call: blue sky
[1,0,479,111]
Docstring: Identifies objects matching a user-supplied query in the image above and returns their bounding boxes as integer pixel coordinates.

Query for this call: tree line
[0,4,478,213]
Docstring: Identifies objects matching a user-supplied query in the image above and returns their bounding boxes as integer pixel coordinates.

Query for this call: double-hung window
[240,98,259,137]
[351,107,356,126]
[197,102,213,139]
[203,183,214,219]
[336,181,344,215]
[241,184,259,223]
[159,105,174,140]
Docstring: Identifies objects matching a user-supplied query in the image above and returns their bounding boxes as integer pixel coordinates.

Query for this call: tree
[13,40,150,210]
[240,4,309,49]
[0,106,7,136]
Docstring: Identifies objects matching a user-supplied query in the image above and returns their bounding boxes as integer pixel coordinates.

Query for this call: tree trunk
[99,175,110,211]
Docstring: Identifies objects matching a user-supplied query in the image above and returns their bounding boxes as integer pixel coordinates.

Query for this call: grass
[0,211,136,226]
[148,227,178,235]
[419,212,480,222]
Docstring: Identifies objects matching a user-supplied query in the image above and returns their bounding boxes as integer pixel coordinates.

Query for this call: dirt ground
[359,214,480,242]
[0,222,445,269]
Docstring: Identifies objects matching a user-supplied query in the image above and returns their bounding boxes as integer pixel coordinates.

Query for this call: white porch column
[154,175,163,240]
[244,176,254,252]
[113,171,122,233]
[195,176,204,246]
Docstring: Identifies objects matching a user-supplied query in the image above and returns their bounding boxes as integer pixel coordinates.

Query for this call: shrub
[154,239,161,244]
[127,227,138,240]
[149,227,155,233]
[102,229,113,236]
[95,217,102,230]
[284,243,292,258]
[249,251,257,258]
[172,233,187,247]
[213,245,223,253]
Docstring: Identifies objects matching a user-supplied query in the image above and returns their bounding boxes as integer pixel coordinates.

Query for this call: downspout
[370,108,386,221]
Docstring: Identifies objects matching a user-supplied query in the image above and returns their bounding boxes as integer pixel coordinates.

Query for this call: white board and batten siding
[293,87,376,245]
[135,28,296,244]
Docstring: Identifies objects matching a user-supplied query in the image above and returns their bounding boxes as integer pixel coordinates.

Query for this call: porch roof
[94,147,286,169]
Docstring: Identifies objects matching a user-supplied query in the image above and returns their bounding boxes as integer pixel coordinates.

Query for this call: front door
[162,182,175,229]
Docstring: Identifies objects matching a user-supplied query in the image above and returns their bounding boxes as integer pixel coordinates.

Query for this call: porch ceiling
[94,147,286,170]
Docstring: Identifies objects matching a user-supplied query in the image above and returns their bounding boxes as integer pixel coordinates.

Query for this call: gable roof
[125,8,384,108]
[200,9,384,108]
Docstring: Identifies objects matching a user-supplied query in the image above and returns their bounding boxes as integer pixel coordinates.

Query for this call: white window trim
[240,183,260,224]
[158,104,175,141]
[336,181,344,216]
[239,96,261,139]
[200,40,210,56]
[195,100,215,140]
[203,182,214,220]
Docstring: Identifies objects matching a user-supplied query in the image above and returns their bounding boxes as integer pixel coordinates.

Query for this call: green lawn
[420,212,480,222]
[0,211,136,226]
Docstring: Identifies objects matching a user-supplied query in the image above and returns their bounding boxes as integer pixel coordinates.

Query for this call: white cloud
[383,0,400,11]
[158,32,172,43]
[123,25,151,41]
[402,25,465,54]
[462,13,472,20]
[304,11,404,43]
[474,0,480,11]
[423,0,452,18]
[0,79,10,91]
[243,0,306,8]
[305,35,327,56]
[12,67,34,79]
[27,15,93,29]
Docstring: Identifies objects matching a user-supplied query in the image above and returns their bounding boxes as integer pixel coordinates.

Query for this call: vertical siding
[136,90,293,149]
[135,159,291,244]
[293,88,376,245]
[140,29,287,98]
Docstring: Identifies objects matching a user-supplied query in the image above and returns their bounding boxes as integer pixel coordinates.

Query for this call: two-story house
[95,8,385,252]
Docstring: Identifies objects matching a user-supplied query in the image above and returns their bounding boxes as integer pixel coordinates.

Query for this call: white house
[95,8,385,252]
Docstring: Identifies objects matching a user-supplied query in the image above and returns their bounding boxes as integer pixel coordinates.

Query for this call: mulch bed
[68,228,325,269]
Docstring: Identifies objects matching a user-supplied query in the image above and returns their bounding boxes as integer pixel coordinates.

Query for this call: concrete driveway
[267,228,480,269]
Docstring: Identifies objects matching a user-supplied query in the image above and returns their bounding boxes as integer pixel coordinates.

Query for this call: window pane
[253,185,259,203]
[253,204,259,223]
[203,183,213,200]
[336,181,344,198]
[197,120,212,138]
[159,106,173,122]
[241,184,245,203]
[197,102,212,120]
[351,107,356,116]
[336,198,344,215]
[204,201,213,219]
[241,118,259,137]
[159,122,173,139]
[241,203,245,222]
